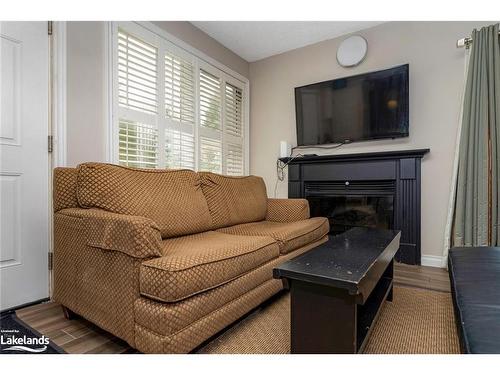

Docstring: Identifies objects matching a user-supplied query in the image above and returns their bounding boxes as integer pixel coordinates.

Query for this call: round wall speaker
[336,35,368,68]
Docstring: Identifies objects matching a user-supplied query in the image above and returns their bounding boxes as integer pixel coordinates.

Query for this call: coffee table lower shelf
[288,265,394,354]
[356,276,393,352]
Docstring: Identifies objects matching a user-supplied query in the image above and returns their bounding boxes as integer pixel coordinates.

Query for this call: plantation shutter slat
[224,83,243,138]
[118,30,158,115]
[222,81,244,175]
[119,119,158,168]
[199,69,222,130]
[117,29,159,169]
[164,52,195,124]
[226,143,244,176]
[199,136,222,173]
[164,50,196,170]
[165,128,195,170]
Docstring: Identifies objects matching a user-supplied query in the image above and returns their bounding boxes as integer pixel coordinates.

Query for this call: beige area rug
[198,286,460,354]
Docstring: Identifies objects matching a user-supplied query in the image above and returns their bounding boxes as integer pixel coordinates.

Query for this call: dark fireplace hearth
[280,149,429,265]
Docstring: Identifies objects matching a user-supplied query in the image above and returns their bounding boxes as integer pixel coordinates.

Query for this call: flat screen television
[295,64,409,146]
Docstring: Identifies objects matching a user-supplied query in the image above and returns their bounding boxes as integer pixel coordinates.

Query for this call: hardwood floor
[15,262,451,354]
[394,262,451,292]
[16,302,134,353]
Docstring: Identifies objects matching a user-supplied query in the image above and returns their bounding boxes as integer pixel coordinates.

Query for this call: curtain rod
[457,31,500,48]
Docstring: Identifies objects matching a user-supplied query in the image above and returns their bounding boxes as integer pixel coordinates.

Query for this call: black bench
[448,247,500,353]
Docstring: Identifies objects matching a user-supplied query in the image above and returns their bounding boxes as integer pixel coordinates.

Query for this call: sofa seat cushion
[217,217,329,254]
[139,231,279,302]
[134,236,327,341]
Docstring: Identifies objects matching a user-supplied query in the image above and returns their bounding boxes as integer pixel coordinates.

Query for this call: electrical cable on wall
[274,141,347,198]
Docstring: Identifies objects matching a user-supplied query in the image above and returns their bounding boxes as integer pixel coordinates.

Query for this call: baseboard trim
[421,255,446,268]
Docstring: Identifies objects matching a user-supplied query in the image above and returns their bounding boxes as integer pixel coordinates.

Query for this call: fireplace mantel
[282,148,430,265]
[279,148,430,164]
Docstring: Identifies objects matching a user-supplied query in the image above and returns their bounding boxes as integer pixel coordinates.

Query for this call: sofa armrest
[57,208,163,258]
[265,198,310,222]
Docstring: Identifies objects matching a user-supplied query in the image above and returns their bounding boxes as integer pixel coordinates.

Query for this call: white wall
[248,21,493,260]
[151,21,249,79]
[66,22,108,166]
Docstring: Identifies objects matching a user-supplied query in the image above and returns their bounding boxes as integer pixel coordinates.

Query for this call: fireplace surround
[280,149,429,264]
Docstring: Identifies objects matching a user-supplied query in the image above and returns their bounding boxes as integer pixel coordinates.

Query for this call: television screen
[295,64,409,146]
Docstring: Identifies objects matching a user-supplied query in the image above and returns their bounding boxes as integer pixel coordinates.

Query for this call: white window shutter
[199,69,222,130]
[114,23,247,175]
[199,136,222,173]
[165,128,195,170]
[226,143,244,176]
[198,67,223,173]
[119,119,158,168]
[164,52,195,124]
[223,81,244,175]
[118,30,158,114]
[164,50,196,170]
[224,83,243,138]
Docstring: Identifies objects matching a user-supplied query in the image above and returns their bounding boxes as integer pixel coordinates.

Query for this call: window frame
[108,21,250,174]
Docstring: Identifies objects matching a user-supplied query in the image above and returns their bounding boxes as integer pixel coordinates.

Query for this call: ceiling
[191,21,385,62]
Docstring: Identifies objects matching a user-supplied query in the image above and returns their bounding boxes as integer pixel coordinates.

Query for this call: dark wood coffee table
[273,227,401,354]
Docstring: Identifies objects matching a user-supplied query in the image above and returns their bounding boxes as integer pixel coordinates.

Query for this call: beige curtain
[453,23,500,247]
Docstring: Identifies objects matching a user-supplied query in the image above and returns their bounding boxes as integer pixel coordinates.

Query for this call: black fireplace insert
[306,180,395,235]
[309,195,394,235]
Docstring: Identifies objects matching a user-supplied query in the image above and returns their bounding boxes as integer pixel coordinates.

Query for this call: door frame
[48,21,67,298]
[51,21,67,169]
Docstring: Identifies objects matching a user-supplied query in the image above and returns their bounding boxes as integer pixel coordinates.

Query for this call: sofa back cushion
[77,163,213,238]
[53,167,78,212]
[199,172,268,229]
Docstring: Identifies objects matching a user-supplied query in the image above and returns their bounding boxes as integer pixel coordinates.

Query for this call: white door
[0,22,49,310]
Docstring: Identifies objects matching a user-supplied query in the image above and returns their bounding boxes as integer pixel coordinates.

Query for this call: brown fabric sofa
[53,162,329,353]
